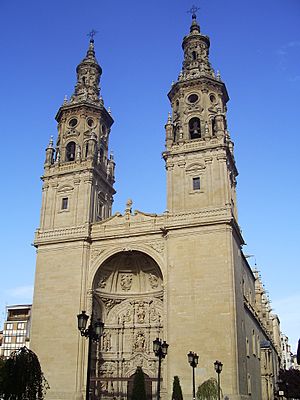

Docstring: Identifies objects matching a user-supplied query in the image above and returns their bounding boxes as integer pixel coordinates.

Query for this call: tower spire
[70,37,102,104]
[187,5,201,33]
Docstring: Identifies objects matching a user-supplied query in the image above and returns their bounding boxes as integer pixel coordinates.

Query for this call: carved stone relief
[149,273,159,289]
[134,331,146,352]
[149,241,165,254]
[120,273,133,291]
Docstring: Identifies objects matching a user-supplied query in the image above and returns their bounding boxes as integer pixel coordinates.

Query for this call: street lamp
[187,351,199,400]
[153,338,169,400]
[214,360,223,400]
[77,310,104,400]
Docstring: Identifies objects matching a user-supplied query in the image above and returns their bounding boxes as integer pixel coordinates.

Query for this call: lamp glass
[194,353,199,365]
[161,340,169,355]
[188,351,194,364]
[94,319,104,337]
[153,338,160,353]
[77,311,89,331]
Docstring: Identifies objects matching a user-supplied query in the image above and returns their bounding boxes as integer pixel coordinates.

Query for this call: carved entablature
[185,162,206,175]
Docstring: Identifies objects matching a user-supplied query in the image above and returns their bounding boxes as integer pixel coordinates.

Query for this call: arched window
[66,141,76,162]
[192,51,197,60]
[84,142,89,158]
[100,148,104,163]
[189,117,201,139]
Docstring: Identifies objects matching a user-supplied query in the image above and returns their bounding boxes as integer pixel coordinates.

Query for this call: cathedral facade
[30,15,280,400]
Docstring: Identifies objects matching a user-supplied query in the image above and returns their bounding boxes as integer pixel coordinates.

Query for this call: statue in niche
[123,307,132,323]
[149,302,159,322]
[120,273,133,291]
[136,302,146,323]
[97,274,108,289]
[149,273,159,289]
[134,332,146,352]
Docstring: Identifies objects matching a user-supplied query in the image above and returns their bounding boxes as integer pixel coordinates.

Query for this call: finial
[125,199,133,215]
[187,5,200,19]
[87,29,98,43]
[108,107,111,115]
[167,112,172,124]
[48,135,54,148]
[63,95,68,104]
[110,151,114,160]
[216,70,221,80]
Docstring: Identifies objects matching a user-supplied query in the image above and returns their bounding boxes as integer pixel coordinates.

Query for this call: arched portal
[91,251,164,400]
[127,370,152,400]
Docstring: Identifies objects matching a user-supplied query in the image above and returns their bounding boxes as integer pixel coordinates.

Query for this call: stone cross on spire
[187,4,200,19]
[87,29,98,42]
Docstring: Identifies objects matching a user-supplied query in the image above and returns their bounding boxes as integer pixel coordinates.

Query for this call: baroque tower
[31,16,279,400]
[43,38,115,229]
[163,13,237,219]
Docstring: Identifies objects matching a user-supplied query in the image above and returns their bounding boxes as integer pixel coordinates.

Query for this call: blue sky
[0,0,299,351]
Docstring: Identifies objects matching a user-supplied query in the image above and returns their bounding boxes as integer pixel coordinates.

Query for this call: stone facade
[30,14,280,400]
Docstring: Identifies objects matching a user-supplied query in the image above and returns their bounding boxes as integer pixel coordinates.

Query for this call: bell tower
[31,38,116,400]
[42,38,115,230]
[163,12,238,219]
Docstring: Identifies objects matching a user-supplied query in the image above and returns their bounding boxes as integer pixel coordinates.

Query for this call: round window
[87,118,94,128]
[209,94,216,103]
[69,118,78,128]
[187,94,199,104]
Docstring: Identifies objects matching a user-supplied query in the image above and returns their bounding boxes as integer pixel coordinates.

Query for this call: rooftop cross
[87,29,98,42]
[187,4,200,19]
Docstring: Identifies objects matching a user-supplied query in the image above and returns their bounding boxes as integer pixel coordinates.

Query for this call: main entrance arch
[91,250,164,400]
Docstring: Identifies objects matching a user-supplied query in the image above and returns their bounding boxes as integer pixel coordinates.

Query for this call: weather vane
[187,5,200,19]
[87,29,98,41]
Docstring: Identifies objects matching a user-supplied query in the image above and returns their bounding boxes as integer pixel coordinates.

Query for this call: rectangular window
[6,323,13,330]
[247,374,252,395]
[17,322,25,330]
[62,197,68,210]
[252,330,256,355]
[16,336,23,343]
[4,336,12,343]
[193,177,200,190]
[246,337,250,357]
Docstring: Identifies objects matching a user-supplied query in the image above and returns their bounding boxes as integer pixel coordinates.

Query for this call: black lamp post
[153,338,169,400]
[77,310,104,400]
[187,351,199,400]
[214,360,223,400]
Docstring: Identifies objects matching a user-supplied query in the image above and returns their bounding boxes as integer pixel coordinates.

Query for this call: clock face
[187,93,199,104]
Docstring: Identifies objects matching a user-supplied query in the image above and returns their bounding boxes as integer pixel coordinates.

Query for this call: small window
[188,94,199,104]
[193,177,200,190]
[6,323,13,330]
[247,374,252,395]
[100,148,104,163]
[16,336,23,343]
[246,337,250,357]
[252,330,256,355]
[69,118,78,128]
[192,51,197,60]
[87,118,94,127]
[62,198,68,210]
[5,337,12,343]
[17,322,25,330]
